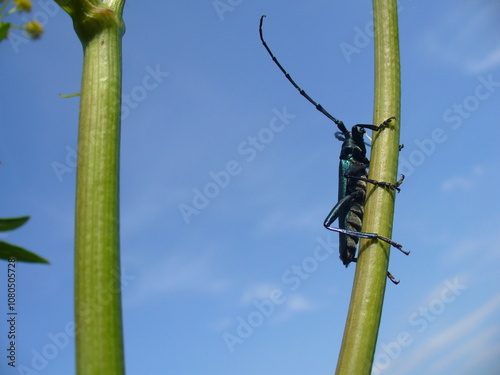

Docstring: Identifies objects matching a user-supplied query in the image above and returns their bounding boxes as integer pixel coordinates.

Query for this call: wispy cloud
[395,293,500,375]
[466,46,500,74]
[125,252,230,305]
[238,282,317,324]
[430,324,500,374]
[441,165,484,192]
[424,293,500,351]
[419,2,500,74]
[240,283,282,305]
[270,294,317,324]
[440,175,474,192]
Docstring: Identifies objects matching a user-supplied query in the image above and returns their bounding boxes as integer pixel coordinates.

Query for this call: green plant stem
[75,28,124,375]
[335,1,401,374]
[54,1,126,374]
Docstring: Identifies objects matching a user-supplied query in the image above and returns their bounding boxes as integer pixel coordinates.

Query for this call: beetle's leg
[350,257,400,284]
[323,191,359,229]
[395,174,405,188]
[324,225,410,256]
[342,163,404,192]
[386,271,400,285]
[353,117,396,132]
[346,173,405,193]
[323,190,363,267]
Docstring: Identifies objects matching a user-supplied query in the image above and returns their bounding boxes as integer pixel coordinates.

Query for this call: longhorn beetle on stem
[259,15,409,284]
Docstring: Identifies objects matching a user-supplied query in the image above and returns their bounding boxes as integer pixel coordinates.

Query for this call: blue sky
[2,0,500,374]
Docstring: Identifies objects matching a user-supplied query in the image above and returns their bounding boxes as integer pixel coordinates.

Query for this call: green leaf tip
[0,22,11,42]
[0,241,50,264]
[0,216,30,232]
[0,217,49,263]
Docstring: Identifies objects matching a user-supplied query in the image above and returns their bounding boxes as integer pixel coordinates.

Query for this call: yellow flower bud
[24,20,43,39]
[14,0,32,12]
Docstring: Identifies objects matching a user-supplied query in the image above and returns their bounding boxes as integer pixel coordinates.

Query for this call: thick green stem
[54,1,126,374]
[335,1,401,374]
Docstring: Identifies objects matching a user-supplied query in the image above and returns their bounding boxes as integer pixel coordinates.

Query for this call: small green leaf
[59,92,81,98]
[0,216,30,232]
[0,241,49,263]
[0,22,10,42]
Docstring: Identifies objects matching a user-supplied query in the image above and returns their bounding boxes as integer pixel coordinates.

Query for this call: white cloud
[125,252,230,305]
[418,2,500,74]
[441,165,484,192]
[269,294,317,324]
[393,293,500,375]
[240,283,283,306]
[238,282,317,324]
[425,293,500,349]
[430,324,500,374]
[443,238,479,263]
[440,175,474,192]
[287,294,316,312]
[465,46,500,74]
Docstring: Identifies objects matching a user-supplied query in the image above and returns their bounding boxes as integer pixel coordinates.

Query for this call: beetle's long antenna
[259,15,348,134]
